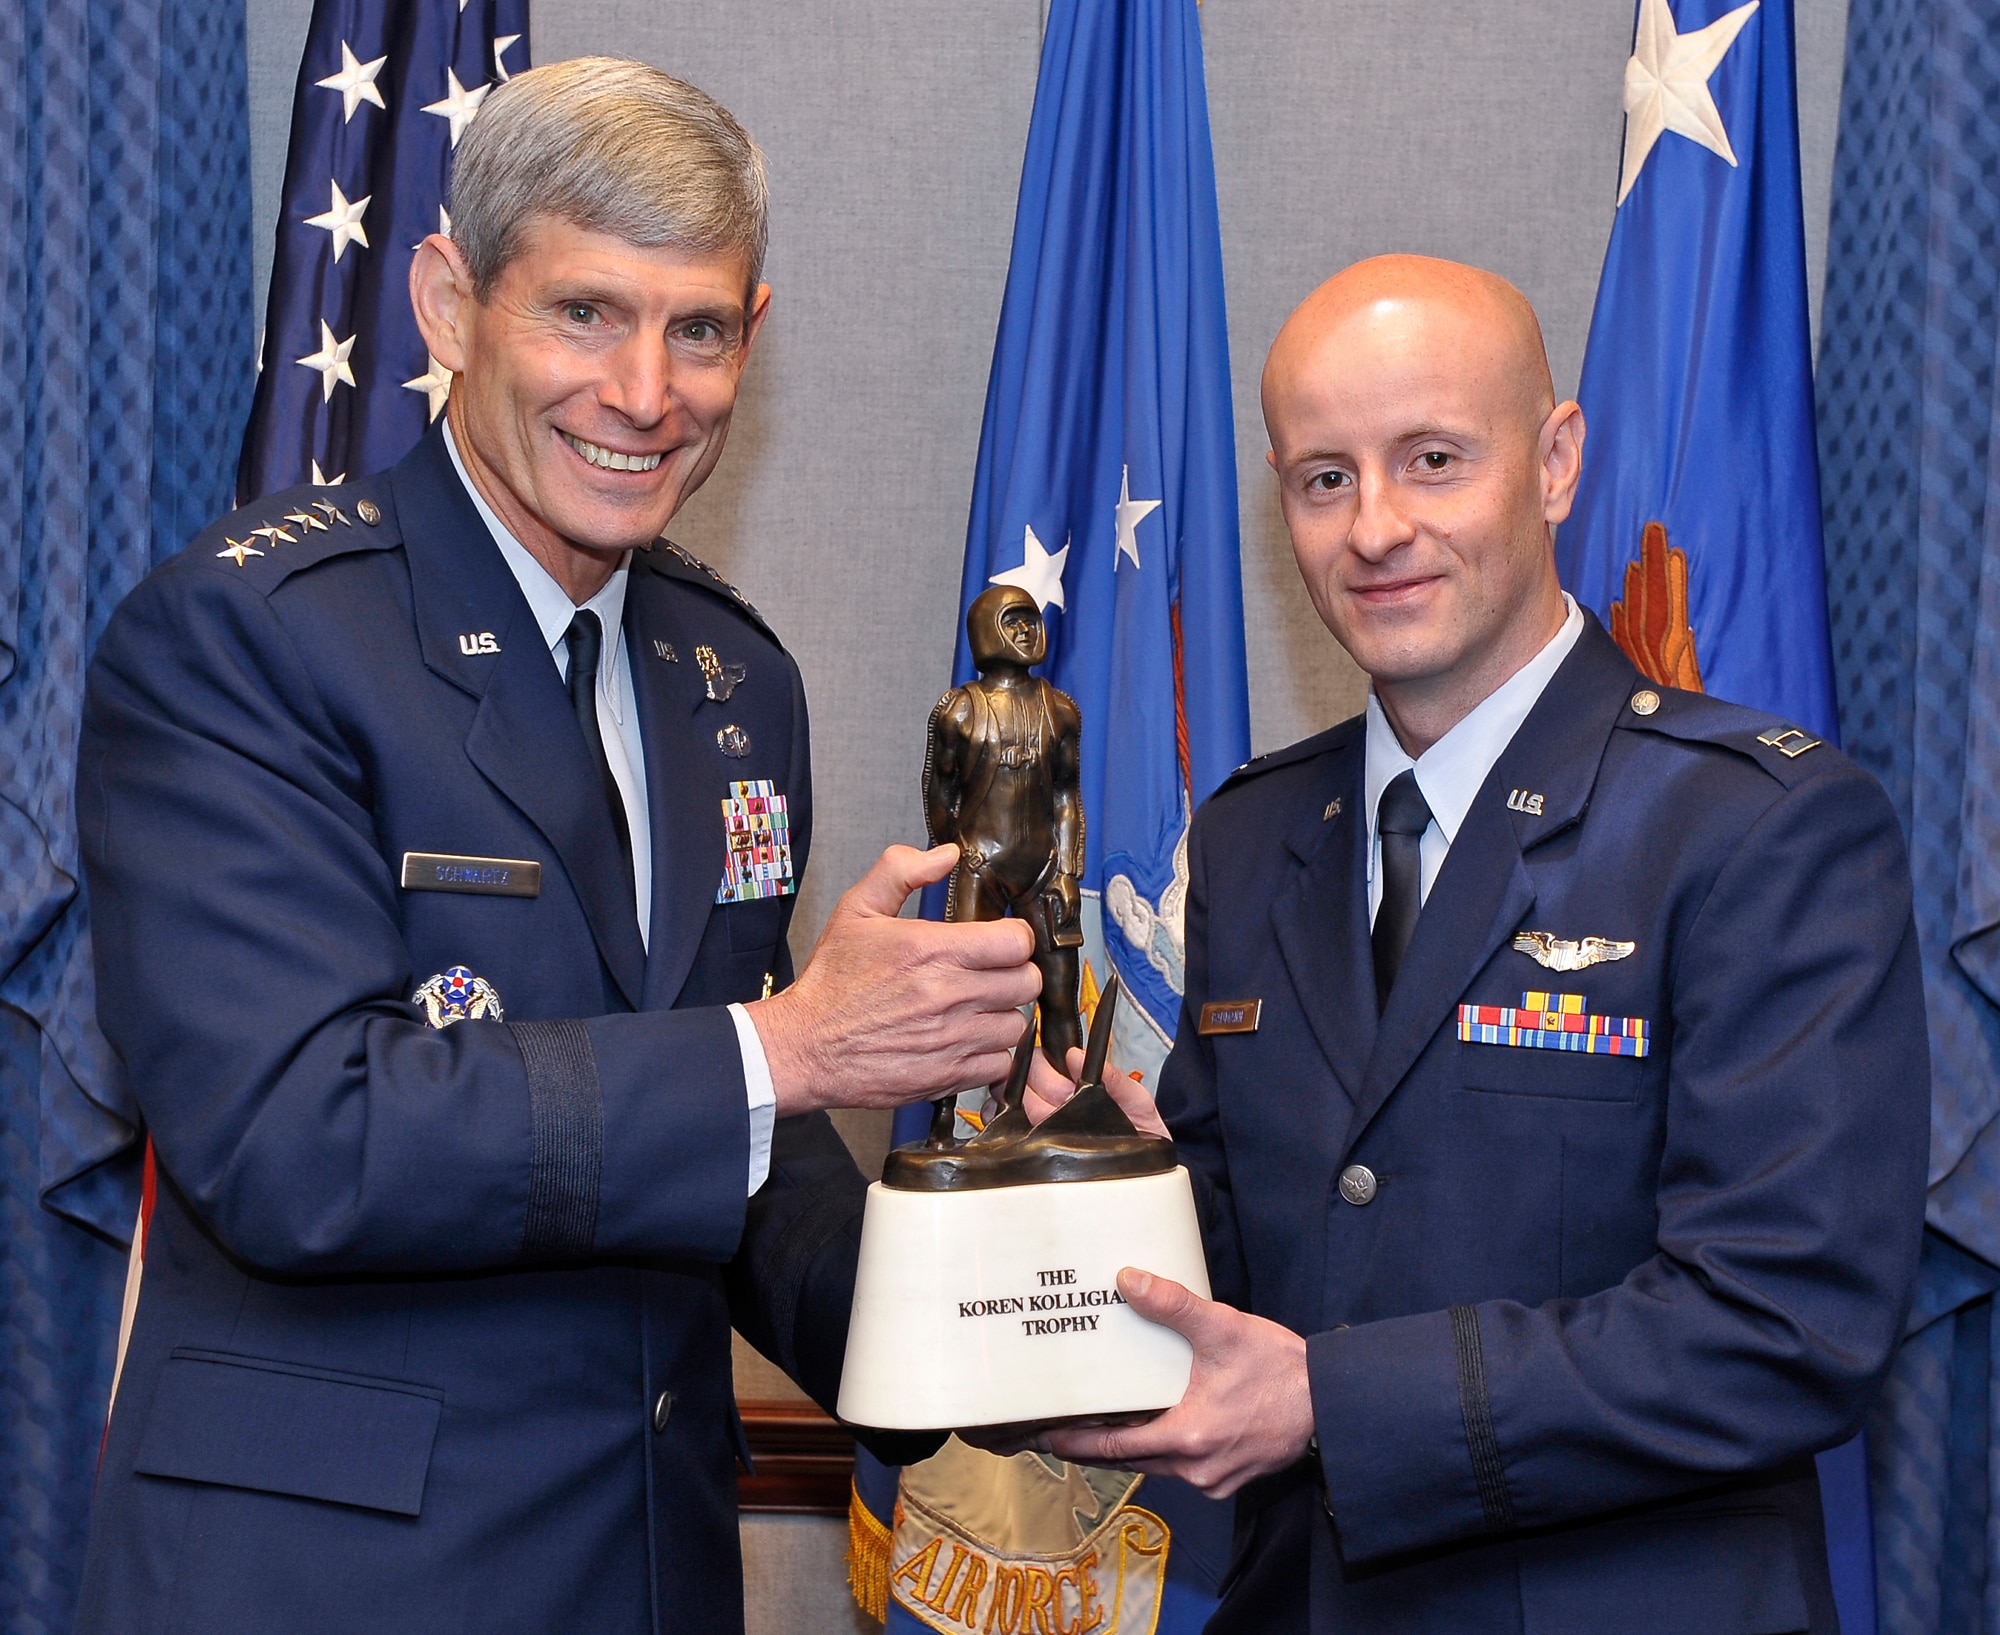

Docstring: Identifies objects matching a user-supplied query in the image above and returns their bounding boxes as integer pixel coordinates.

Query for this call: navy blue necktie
[1373,769,1432,1010]
[564,610,634,883]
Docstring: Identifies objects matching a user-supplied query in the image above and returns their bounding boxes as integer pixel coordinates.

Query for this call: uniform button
[1629,689,1660,716]
[652,1389,675,1433]
[355,498,382,526]
[1338,1164,1377,1206]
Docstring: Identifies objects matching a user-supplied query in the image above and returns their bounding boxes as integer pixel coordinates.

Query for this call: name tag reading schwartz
[400,852,541,898]
[1199,999,1262,1035]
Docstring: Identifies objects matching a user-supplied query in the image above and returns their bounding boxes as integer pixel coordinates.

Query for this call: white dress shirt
[445,424,776,1193]
[1364,593,1585,924]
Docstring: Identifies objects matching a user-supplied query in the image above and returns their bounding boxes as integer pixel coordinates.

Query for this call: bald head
[1259,255,1584,756]
[1263,255,1554,438]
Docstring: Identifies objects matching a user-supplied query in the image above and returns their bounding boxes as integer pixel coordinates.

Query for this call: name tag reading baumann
[400,852,542,897]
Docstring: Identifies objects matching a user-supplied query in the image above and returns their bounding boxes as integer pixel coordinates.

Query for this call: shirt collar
[444,417,630,656]
[1365,592,1584,856]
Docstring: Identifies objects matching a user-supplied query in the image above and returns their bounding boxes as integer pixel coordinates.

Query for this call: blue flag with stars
[868,1,1246,1628]
[1558,2,1869,1630]
[1559,0,1835,742]
[239,0,528,501]
[946,0,1250,1062]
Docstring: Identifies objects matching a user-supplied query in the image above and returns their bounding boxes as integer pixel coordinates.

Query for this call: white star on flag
[1113,464,1162,571]
[316,42,388,123]
[494,34,522,81]
[403,355,453,422]
[990,524,1070,613]
[1617,0,1760,205]
[310,460,348,487]
[297,321,357,403]
[304,180,371,262]
[423,69,491,149]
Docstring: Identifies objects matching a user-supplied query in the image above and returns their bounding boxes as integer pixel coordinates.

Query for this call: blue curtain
[1816,0,2000,1628]
[0,0,252,1625]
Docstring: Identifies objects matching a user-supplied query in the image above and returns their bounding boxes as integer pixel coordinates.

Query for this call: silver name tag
[400,852,541,898]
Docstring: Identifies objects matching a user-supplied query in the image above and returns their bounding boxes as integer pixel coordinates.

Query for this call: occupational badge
[1458,991,1649,1057]
[1511,930,1635,971]
[412,965,505,1027]
[695,644,746,703]
[716,780,796,903]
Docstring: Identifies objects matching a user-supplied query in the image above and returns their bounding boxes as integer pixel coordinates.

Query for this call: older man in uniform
[74,59,1035,1634]
[1026,256,1930,1634]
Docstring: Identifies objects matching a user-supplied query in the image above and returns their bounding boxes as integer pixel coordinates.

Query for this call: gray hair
[449,57,768,300]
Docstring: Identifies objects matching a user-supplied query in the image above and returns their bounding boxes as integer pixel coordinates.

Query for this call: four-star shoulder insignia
[660,540,765,624]
[208,484,382,578]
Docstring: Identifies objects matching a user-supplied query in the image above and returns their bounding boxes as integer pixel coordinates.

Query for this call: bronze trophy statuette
[836,588,1208,1432]
[885,585,1175,1190]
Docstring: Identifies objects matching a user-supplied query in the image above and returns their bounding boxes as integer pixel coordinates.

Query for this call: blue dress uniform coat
[72,425,914,1633]
[1161,619,1930,1635]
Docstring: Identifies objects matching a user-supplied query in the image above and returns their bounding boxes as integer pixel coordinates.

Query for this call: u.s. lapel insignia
[717,779,796,903]
[1506,789,1546,816]
[412,966,505,1027]
[716,723,752,758]
[652,639,679,663]
[457,632,500,655]
[695,644,746,703]
[1323,798,1342,821]
[1460,990,1649,1057]
[1512,930,1636,971]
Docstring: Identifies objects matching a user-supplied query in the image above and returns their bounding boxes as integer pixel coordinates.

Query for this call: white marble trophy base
[836,1167,1211,1431]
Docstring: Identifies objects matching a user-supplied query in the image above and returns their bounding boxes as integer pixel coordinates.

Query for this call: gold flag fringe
[847,1478,893,1622]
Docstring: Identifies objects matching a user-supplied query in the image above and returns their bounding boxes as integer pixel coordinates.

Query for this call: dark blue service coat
[73,426,899,1633]
[1160,619,1930,1635]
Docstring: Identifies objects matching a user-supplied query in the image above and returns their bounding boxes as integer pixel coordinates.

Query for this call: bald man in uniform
[1020,257,1929,1634]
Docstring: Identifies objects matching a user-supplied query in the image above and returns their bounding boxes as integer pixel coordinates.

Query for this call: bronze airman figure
[885,586,1172,1190]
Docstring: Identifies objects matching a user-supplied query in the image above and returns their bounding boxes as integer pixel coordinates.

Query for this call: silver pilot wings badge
[1512,931,1637,972]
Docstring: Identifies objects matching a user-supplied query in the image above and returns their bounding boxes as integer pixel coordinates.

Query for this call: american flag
[238,0,529,501]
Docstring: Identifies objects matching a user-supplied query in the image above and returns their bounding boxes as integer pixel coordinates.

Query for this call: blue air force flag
[946,0,1250,1065]
[862,3,1247,1630]
[239,0,528,502]
[1560,4,1869,1631]
[1559,0,1835,741]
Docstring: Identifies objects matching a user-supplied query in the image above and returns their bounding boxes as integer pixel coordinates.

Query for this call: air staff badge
[412,966,505,1027]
